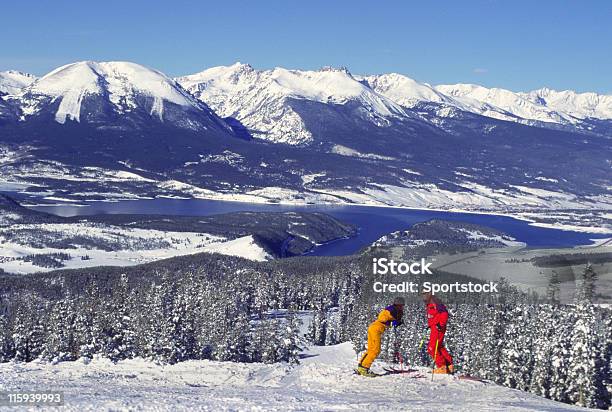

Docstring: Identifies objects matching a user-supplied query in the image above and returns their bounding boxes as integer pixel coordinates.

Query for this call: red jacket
[426,300,449,330]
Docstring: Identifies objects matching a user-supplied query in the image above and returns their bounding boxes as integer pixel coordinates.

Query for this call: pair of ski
[382,367,424,378]
[353,367,425,378]
[356,367,489,383]
[386,367,489,383]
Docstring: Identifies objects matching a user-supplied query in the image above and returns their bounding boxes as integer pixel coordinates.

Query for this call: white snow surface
[520,87,612,120]
[0,70,36,95]
[19,61,202,123]
[436,83,580,124]
[0,221,271,274]
[0,342,588,411]
[176,63,406,145]
[4,60,612,136]
[176,62,612,141]
[360,73,454,108]
[5,60,612,137]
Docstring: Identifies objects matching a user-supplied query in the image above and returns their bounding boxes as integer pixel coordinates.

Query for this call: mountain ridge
[2,61,612,140]
[4,61,232,132]
[177,62,612,142]
[0,60,610,231]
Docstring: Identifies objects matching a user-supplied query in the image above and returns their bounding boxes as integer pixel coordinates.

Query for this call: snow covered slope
[435,83,579,124]
[0,342,588,411]
[5,61,612,136]
[0,70,36,95]
[0,221,272,274]
[359,73,456,108]
[520,87,612,120]
[177,62,612,143]
[0,71,36,122]
[177,63,408,145]
[15,61,229,131]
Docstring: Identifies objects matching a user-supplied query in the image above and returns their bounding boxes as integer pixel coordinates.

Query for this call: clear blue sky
[2,0,610,93]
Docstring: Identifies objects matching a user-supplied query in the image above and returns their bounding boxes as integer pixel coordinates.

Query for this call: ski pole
[418,330,428,350]
[431,338,439,381]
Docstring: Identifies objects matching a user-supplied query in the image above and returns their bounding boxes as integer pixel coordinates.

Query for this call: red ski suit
[426,301,453,368]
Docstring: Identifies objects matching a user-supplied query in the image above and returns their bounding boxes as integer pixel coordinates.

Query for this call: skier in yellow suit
[357,297,405,377]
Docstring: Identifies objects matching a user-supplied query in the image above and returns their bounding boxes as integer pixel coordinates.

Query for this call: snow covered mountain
[435,83,579,124]
[0,70,36,95]
[0,60,610,222]
[3,61,611,137]
[359,73,455,108]
[0,71,36,123]
[361,72,611,127]
[12,61,230,131]
[520,87,612,120]
[178,63,612,144]
[177,63,409,145]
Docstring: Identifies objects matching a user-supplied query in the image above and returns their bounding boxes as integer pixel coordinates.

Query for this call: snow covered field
[0,342,589,411]
[430,242,612,302]
[0,222,270,274]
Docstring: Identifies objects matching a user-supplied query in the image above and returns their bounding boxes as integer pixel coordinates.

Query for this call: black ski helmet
[393,296,405,305]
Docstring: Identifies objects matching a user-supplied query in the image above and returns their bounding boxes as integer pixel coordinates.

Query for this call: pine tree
[308,307,327,346]
[284,313,303,364]
[100,274,139,361]
[529,304,555,398]
[137,282,167,361]
[548,309,572,403]
[0,312,14,362]
[42,297,78,362]
[566,265,600,407]
[12,295,47,362]
[74,283,105,359]
[567,302,598,407]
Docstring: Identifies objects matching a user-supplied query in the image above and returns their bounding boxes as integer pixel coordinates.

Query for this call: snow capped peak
[19,61,211,126]
[0,70,37,95]
[434,83,577,124]
[177,63,406,145]
[30,60,196,106]
[177,62,256,89]
[267,66,376,104]
[229,61,254,71]
[519,87,612,120]
[360,73,452,108]
[7,59,611,138]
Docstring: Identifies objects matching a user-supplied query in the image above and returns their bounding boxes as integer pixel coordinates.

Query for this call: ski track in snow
[0,343,588,411]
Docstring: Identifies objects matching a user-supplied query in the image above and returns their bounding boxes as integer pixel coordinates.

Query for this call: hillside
[0,342,590,411]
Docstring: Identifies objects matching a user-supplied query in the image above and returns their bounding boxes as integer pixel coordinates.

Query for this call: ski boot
[433,365,450,374]
[356,365,378,377]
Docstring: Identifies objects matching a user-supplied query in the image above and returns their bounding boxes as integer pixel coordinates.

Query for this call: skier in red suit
[422,291,454,374]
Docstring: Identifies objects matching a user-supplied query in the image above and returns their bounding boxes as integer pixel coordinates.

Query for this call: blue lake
[30,199,609,256]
